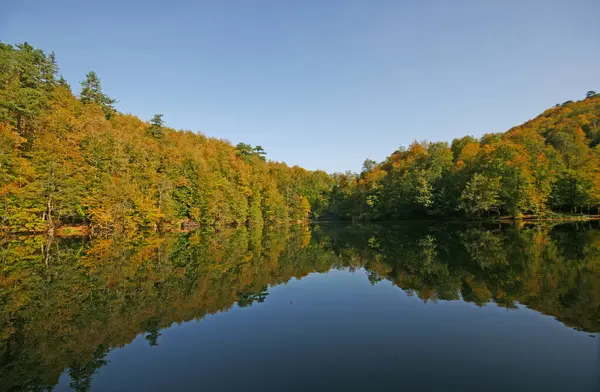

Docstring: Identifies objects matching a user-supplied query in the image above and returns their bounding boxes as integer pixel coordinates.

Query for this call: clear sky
[2,0,599,173]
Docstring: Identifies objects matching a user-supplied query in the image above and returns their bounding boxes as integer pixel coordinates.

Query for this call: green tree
[459,173,501,216]
[80,71,116,119]
[236,142,254,157]
[148,113,164,138]
[253,145,266,160]
[0,42,58,134]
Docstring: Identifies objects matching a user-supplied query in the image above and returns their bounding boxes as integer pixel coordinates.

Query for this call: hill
[324,92,600,220]
[0,42,332,233]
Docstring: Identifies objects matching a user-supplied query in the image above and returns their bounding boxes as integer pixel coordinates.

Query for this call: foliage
[0,42,57,136]
[323,92,600,220]
[79,71,116,119]
[1,41,599,231]
[459,173,501,216]
[148,113,164,138]
[0,43,331,233]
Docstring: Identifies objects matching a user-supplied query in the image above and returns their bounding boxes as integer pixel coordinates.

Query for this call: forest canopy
[0,42,332,233]
[1,42,599,233]
[322,91,600,220]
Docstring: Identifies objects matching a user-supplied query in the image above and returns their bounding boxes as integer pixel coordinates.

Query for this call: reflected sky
[56,268,599,392]
[2,222,599,391]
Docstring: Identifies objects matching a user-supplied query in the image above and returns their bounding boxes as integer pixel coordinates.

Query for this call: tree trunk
[44,234,53,267]
[46,197,55,233]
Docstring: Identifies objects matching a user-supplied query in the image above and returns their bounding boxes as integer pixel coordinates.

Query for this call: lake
[1,222,599,391]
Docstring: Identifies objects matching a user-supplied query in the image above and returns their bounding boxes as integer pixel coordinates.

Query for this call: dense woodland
[1,222,599,390]
[0,43,332,234]
[324,93,600,220]
[1,42,600,233]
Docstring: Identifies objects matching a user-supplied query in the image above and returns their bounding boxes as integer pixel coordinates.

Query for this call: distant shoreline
[312,215,600,224]
[2,215,599,238]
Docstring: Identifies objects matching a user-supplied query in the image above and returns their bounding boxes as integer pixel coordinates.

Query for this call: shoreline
[2,215,599,238]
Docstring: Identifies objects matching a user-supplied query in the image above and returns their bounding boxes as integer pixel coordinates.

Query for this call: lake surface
[1,222,599,391]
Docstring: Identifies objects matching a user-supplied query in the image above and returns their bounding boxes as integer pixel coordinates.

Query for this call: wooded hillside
[324,91,600,220]
[0,43,332,233]
[1,42,599,231]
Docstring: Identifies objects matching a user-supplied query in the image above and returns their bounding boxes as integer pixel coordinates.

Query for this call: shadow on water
[0,221,599,391]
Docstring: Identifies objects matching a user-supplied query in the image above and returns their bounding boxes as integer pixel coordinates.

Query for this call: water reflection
[1,222,599,391]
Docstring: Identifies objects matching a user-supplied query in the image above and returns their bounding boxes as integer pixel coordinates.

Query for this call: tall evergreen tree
[0,42,58,134]
[80,71,116,119]
[148,113,164,138]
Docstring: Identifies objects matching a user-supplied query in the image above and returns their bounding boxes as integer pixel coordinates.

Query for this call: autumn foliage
[1,42,599,231]
[324,93,600,220]
[0,43,332,233]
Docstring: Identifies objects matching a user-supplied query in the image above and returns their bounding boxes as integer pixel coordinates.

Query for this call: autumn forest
[1,42,600,234]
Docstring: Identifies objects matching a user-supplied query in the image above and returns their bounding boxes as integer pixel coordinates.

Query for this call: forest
[323,93,600,220]
[1,42,600,233]
[0,43,333,234]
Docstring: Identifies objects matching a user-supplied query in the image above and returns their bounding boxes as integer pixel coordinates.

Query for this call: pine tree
[253,145,266,160]
[80,71,116,119]
[148,113,164,138]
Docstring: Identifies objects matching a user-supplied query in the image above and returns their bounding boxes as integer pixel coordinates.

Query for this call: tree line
[324,91,600,220]
[0,42,332,233]
[1,42,599,233]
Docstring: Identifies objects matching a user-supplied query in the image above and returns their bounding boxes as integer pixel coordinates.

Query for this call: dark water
[1,222,599,391]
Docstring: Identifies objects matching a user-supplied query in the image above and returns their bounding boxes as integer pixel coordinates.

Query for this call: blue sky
[2,0,599,173]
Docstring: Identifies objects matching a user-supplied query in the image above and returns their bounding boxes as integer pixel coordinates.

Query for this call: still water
[1,222,599,391]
